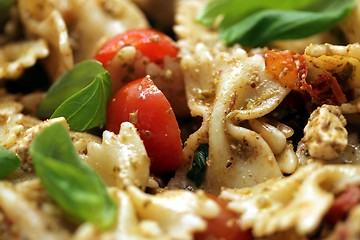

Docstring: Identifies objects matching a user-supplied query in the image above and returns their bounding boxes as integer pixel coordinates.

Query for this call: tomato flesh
[94,29,179,66]
[106,76,183,173]
[195,194,253,240]
[264,49,347,107]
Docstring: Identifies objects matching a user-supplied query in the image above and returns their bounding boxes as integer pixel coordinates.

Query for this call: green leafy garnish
[37,60,112,131]
[0,0,14,32]
[29,122,116,229]
[0,146,20,178]
[51,72,111,131]
[186,144,208,186]
[198,0,356,47]
[0,0,14,10]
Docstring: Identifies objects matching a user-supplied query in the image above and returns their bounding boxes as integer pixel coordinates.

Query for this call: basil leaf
[50,71,112,131]
[186,144,208,186]
[37,60,108,119]
[29,122,116,229]
[0,146,20,178]
[0,0,14,32]
[198,0,320,27]
[198,0,356,47]
[0,0,14,10]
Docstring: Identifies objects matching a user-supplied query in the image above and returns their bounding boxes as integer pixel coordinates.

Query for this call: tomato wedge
[194,194,253,240]
[94,29,179,67]
[106,76,183,173]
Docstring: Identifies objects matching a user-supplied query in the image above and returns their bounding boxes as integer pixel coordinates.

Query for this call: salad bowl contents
[0,0,360,239]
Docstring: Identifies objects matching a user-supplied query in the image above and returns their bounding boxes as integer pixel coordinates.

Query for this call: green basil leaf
[50,71,111,131]
[0,146,20,178]
[222,7,354,47]
[198,0,356,47]
[37,60,108,119]
[198,0,320,28]
[0,0,14,10]
[186,144,208,187]
[29,122,116,229]
[0,0,14,31]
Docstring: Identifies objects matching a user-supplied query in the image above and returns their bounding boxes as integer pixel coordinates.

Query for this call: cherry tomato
[94,29,189,119]
[94,29,179,67]
[194,194,253,240]
[106,76,183,173]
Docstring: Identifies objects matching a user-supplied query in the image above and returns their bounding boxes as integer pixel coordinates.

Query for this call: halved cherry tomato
[194,194,253,240]
[106,76,183,173]
[94,29,179,67]
[94,29,189,118]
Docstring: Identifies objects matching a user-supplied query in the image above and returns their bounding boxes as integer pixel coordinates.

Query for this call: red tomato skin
[194,194,253,240]
[325,185,360,224]
[94,29,179,66]
[106,77,183,173]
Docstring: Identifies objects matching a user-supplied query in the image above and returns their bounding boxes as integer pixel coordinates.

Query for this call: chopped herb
[198,0,356,47]
[187,144,208,186]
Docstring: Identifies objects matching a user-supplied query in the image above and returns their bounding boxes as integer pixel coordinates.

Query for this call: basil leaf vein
[198,0,356,47]
[0,146,20,178]
[29,122,116,229]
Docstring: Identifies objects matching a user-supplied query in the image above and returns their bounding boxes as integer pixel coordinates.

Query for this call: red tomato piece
[310,73,347,105]
[94,29,179,67]
[264,49,347,107]
[106,76,183,173]
[94,29,189,119]
[325,185,360,224]
[194,194,253,240]
[264,50,305,90]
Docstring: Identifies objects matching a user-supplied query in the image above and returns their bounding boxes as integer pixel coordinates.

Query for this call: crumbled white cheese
[302,104,348,160]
